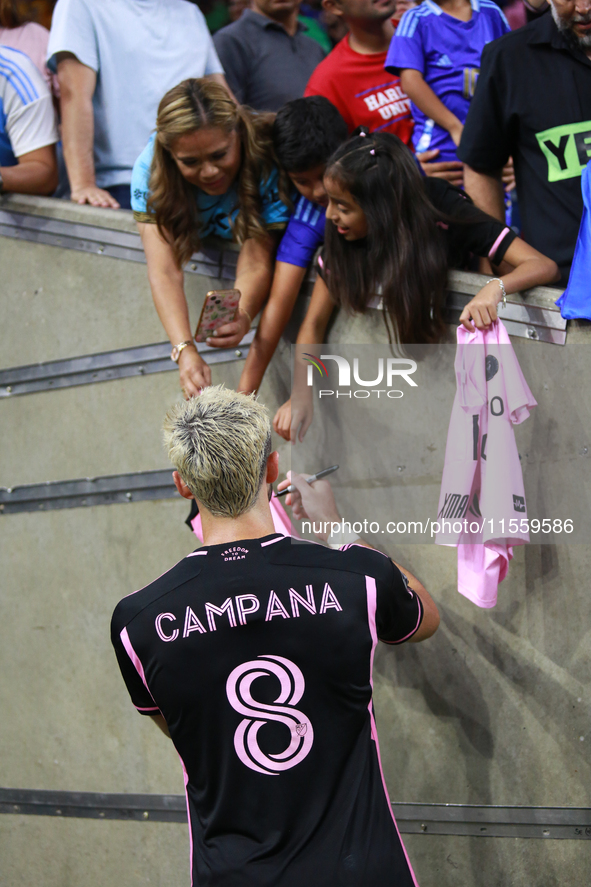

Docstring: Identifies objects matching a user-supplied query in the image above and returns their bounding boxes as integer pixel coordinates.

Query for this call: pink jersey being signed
[436,321,537,607]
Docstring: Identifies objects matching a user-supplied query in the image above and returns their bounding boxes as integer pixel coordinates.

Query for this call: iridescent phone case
[194,289,241,343]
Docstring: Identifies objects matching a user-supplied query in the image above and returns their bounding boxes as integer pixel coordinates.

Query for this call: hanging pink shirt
[436,321,537,607]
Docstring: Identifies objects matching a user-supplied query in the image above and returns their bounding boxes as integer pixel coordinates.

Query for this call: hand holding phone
[194,289,241,343]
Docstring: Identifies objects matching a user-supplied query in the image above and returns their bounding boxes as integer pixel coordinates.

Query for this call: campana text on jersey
[155,583,343,642]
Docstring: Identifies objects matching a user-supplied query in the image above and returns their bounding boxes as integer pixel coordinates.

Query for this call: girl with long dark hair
[274,130,559,441]
[132,79,291,397]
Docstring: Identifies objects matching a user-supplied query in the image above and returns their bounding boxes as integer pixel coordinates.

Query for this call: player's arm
[278,472,439,640]
[150,714,171,738]
[400,69,464,147]
[389,561,439,642]
[238,261,307,394]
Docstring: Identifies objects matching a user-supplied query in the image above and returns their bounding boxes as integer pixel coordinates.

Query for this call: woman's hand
[460,279,503,332]
[178,347,212,398]
[206,308,251,350]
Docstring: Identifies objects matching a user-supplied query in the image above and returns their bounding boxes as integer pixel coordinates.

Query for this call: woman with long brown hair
[132,78,291,397]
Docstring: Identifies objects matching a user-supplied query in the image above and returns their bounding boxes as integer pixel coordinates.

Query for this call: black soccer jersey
[111,534,424,887]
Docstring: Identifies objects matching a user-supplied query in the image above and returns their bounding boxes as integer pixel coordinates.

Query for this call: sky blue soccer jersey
[385,0,509,161]
[131,133,290,239]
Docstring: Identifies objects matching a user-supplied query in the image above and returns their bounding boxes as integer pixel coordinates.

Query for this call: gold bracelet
[241,306,253,327]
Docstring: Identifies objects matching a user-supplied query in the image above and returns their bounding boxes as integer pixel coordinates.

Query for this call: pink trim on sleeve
[365,576,378,686]
[488,227,510,261]
[380,596,424,645]
[365,575,420,885]
[339,543,389,556]
[120,627,157,705]
[179,756,195,886]
[261,535,283,547]
[368,702,421,886]
[187,549,208,557]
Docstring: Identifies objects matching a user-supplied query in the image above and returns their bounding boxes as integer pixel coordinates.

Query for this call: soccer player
[111,385,439,886]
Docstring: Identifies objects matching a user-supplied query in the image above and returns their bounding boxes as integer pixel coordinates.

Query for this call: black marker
[276,465,339,497]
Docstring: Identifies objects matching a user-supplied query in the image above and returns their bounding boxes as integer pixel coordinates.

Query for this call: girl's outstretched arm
[273,275,336,442]
[460,239,560,331]
[238,262,307,394]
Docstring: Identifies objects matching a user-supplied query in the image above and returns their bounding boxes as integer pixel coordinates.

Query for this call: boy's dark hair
[273,97,349,173]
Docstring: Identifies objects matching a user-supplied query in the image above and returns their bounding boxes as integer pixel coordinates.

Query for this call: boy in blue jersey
[238,96,348,394]
[385,0,509,162]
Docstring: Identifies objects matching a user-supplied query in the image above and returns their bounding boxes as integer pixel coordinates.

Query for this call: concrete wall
[1,196,590,886]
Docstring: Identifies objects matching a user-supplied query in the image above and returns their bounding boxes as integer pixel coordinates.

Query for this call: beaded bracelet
[486,277,507,308]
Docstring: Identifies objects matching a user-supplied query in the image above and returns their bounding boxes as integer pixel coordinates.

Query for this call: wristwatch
[171,340,195,363]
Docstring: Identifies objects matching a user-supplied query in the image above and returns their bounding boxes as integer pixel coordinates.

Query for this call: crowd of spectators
[1,0,590,421]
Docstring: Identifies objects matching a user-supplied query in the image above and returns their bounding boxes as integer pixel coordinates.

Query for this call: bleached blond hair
[163,385,272,517]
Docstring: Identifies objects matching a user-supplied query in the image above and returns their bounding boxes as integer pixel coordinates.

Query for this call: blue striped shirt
[276,195,326,268]
[0,45,56,166]
[386,0,509,161]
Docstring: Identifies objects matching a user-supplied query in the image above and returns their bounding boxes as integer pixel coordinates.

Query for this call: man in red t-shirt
[305,0,463,184]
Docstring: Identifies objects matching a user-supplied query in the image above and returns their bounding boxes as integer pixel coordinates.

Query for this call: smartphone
[194,289,241,343]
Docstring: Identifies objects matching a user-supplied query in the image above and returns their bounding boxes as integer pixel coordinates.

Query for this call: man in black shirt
[111,385,439,886]
[458,1,591,284]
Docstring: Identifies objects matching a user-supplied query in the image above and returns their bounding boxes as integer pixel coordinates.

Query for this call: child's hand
[459,280,504,332]
[273,397,314,443]
[502,158,516,192]
[273,399,292,441]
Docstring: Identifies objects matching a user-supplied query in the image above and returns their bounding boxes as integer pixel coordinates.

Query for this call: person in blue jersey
[385,0,510,162]
[238,96,348,394]
[0,44,58,195]
[131,79,291,398]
